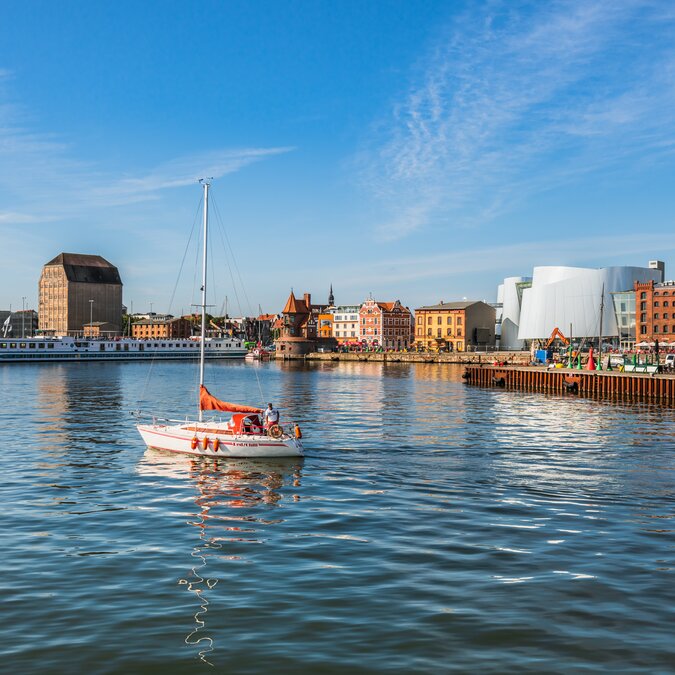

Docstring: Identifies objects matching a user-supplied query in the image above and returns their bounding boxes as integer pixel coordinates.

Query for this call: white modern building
[495,276,532,350]
[331,305,360,342]
[496,263,664,346]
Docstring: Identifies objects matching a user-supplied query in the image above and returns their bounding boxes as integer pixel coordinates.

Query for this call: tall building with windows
[38,253,123,336]
[634,279,675,344]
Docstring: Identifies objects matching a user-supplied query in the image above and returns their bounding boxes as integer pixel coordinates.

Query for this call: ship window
[39,343,45,348]
[9,343,16,348]
[29,344,36,349]
[48,344,54,349]
[19,343,26,348]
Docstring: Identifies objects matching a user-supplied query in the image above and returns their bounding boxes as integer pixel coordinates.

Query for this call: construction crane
[545,327,569,348]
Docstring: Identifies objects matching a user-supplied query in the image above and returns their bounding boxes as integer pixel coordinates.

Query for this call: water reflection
[137,450,303,665]
[35,364,123,457]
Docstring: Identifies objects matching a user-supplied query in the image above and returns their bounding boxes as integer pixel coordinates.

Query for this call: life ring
[268,424,283,439]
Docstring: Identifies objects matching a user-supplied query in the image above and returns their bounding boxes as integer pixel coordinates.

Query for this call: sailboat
[136,180,304,458]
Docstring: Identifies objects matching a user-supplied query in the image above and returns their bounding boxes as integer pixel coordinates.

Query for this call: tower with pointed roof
[328,284,334,308]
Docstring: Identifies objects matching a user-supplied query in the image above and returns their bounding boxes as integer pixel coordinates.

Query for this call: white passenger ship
[0,336,247,362]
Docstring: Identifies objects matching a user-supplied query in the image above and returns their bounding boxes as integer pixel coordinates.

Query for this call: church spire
[328,283,334,307]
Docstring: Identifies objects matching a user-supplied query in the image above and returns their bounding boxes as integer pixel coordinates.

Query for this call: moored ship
[0,335,247,362]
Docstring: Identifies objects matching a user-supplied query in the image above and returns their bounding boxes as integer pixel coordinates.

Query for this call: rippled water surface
[1,360,673,673]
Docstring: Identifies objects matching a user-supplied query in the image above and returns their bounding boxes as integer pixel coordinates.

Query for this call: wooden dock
[464,365,675,403]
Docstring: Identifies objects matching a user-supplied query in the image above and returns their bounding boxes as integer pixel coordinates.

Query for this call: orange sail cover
[199,385,262,413]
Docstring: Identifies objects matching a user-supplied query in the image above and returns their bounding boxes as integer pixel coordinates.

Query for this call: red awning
[199,385,262,413]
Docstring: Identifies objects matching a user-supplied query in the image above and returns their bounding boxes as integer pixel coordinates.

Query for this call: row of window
[417,328,463,337]
[640,325,675,334]
[425,315,463,325]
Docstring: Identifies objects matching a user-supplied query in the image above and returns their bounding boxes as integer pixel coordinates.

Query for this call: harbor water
[1,360,673,673]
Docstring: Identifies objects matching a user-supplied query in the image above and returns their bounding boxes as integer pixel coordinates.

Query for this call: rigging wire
[209,191,266,406]
[139,194,203,406]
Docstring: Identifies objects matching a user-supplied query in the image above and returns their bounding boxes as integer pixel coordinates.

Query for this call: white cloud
[359,0,675,240]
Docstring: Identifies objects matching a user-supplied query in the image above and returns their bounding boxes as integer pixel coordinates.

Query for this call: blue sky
[1,0,674,316]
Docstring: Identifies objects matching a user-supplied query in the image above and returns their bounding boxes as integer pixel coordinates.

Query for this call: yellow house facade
[413,301,495,352]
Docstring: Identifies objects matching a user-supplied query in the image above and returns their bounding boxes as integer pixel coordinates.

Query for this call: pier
[464,365,675,403]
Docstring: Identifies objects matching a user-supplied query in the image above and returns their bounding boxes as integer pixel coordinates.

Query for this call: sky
[1,0,674,316]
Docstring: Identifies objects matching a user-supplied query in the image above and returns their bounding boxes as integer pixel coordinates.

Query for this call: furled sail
[199,385,262,413]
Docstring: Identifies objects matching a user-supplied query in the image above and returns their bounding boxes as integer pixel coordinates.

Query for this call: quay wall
[276,351,531,365]
[464,365,675,403]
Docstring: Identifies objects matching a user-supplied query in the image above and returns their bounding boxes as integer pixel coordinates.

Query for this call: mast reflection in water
[137,450,303,665]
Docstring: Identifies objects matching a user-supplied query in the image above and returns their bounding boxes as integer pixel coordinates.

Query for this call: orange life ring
[268,424,283,439]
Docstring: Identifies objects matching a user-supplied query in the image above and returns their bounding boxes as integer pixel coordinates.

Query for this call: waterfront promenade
[280,350,532,365]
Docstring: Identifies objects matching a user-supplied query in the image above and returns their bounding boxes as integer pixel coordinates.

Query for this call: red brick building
[635,279,675,343]
[132,317,192,339]
[359,298,413,349]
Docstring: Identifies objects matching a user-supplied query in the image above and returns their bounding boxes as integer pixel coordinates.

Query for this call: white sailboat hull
[137,423,304,458]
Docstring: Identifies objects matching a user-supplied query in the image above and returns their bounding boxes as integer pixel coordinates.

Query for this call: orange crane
[545,327,569,348]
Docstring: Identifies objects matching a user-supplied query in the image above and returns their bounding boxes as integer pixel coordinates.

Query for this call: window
[427,316,432,324]
[641,292,647,299]
[437,328,441,337]
[447,316,452,324]
[654,325,659,333]
[641,313,646,322]
[655,314,660,320]
[665,313,670,320]
[437,316,442,325]
[664,301,670,307]
[641,325,647,334]
[446,328,452,335]
[654,301,660,307]
[456,317,462,325]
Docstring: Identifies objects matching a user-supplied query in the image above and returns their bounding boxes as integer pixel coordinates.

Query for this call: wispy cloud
[0,69,293,221]
[335,231,675,289]
[360,0,675,240]
[87,147,294,207]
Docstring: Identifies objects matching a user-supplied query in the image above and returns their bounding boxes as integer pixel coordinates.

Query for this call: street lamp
[22,296,26,338]
[89,299,94,337]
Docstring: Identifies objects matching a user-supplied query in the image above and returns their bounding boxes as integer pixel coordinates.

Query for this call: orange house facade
[359,299,413,349]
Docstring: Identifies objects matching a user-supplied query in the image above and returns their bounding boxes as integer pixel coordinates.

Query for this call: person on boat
[263,403,280,430]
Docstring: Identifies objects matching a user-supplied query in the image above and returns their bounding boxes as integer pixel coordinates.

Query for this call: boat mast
[198,179,210,422]
[598,282,605,359]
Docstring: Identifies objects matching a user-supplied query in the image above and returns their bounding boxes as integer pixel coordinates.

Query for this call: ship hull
[137,423,304,458]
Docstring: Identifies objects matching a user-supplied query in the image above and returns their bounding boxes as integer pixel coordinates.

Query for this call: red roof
[282,292,309,315]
